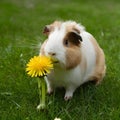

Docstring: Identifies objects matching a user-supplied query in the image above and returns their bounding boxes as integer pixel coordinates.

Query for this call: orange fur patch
[64,32,82,69]
[63,23,83,69]
[65,46,82,69]
[44,21,62,35]
[65,24,80,34]
[89,36,106,84]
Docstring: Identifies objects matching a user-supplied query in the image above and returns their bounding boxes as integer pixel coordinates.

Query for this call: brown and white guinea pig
[40,20,106,100]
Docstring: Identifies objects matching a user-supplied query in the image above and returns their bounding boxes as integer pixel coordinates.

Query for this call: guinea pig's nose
[48,52,56,56]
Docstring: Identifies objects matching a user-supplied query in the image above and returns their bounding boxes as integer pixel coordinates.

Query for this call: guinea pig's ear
[64,31,82,47]
[43,25,51,35]
[72,31,82,42]
[67,31,82,46]
[43,21,62,35]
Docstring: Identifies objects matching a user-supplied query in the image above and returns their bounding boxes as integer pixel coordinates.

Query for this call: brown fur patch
[63,27,83,69]
[65,23,80,34]
[65,46,82,69]
[88,36,106,84]
[43,21,62,35]
[63,32,81,69]
[52,21,62,28]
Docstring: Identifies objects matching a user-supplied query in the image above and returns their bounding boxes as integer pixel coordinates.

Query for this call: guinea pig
[40,20,106,101]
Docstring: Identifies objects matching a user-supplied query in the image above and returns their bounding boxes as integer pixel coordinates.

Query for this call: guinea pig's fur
[40,20,106,100]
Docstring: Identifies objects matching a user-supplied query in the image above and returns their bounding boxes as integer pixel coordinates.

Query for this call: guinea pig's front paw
[47,87,53,95]
[64,87,76,101]
[64,95,72,101]
[64,91,73,101]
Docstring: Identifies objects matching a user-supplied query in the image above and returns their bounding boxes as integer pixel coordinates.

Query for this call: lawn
[0,0,120,120]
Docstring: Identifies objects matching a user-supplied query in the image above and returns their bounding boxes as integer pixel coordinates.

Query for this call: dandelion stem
[37,77,46,110]
[38,78,42,103]
[42,77,46,105]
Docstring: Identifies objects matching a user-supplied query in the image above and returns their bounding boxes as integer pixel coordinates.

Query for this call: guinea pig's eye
[64,40,69,46]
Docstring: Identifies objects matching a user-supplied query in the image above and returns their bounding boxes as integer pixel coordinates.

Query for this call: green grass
[0,0,120,119]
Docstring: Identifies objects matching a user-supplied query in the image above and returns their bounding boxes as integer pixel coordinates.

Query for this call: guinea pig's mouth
[50,57,59,64]
[53,61,59,64]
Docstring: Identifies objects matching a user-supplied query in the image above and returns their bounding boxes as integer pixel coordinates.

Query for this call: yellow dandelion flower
[26,56,53,77]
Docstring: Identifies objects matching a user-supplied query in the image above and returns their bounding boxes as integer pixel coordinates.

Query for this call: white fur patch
[44,25,66,65]
[47,64,83,88]
[80,32,96,81]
